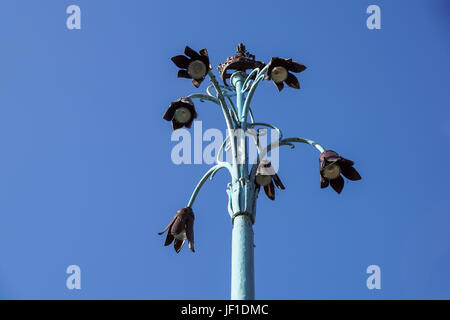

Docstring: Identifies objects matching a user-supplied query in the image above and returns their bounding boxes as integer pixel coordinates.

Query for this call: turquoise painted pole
[230,72,255,300]
[231,214,255,300]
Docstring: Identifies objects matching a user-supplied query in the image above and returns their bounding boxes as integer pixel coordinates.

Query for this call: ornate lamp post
[159,44,361,300]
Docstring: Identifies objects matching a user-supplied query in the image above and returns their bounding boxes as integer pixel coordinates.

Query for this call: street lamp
[158,43,362,300]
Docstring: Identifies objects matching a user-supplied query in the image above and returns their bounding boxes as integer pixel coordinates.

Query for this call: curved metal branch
[249,137,325,180]
[208,71,238,176]
[242,68,260,92]
[216,135,230,164]
[188,93,221,105]
[187,163,234,208]
[248,107,255,124]
[241,64,270,121]
[247,122,283,141]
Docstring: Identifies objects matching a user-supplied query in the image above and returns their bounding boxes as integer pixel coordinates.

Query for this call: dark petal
[163,105,176,121]
[170,216,185,235]
[272,174,285,190]
[199,48,208,57]
[289,61,307,73]
[178,70,191,79]
[186,219,195,253]
[184,46,200,59]
[320,175,329,188]
[171,55,190,69]
[172,120,184,130]
[164,233,174,246]
[184,118,195,129]
[285,72,300,89]
[264,181,276,200]
[341,166,362,181]
[192,79,201,88]
[158,215,177,235]
[330,176,344,194]
[274,81,284,92]
[340,158,355,167]
[270,57,289,69]
[174,239,185,253]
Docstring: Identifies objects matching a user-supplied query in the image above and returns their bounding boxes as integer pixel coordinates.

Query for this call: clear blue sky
[0,0,449,299]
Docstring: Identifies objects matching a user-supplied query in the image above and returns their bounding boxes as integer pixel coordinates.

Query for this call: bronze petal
[184,46,200,59]
[164,233,174,246]
[285,72,300,89]
[186,218,195,253]
[275,81,284,92]
[330,175,344,194]
[264,180,276,200]
[272,174,285,190]
[289,61,307,73]
[192,79,201,88]
[320,175,329,188]
[177,70,191,79]
[174,239,185,253]
[341,166,361,181]
[199,48,209,58]
[172,120,184,130]
[171,55,190,69]
[163,104,176,122]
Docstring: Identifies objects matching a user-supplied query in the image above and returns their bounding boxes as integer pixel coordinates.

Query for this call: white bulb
[323,163,341,179]
[174,107,191,124]
[256,175,272,187]
[187,60,207,79]
[271,66,288,83]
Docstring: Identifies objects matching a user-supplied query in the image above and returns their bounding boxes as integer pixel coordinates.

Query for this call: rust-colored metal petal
[288,60,307,73]
[170,214,185,235]
[272,174,285,190]
[285,72,300,89]
[174,239,185,253]
[339,158,355,167]
[177,70,191,79]
[172,120,183,130]
[192,79,201,88]
[171,55,190,69]
[264,180,276,200]
[164,233,174,246]
[330,175,344,194]
[199,48,209,59]
[320,175,329,188]
[275,81,284,92]
[163,104,176,122]
[184,46,200,59]
[186,215,195,253]
[341,166,361,181]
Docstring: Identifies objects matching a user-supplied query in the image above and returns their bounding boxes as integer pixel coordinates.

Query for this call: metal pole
[230,72,255,300]
[231,214,255,300]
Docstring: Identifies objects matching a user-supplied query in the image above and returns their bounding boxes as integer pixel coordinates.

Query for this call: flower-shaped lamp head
[163,97,197,130]
[265,57,306,91]
[171,46,212,88]
[319,150,361,194]
[158,207,195,253]
[217,43,265,86]
[255,160,285,200]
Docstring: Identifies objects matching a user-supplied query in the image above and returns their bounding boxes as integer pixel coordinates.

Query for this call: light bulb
[323,163,341,180]
[271,66,288,83]
[187,60,207,79]
[174,107,192,124]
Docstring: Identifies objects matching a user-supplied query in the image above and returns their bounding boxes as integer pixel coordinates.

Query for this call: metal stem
[231,214,255,300]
